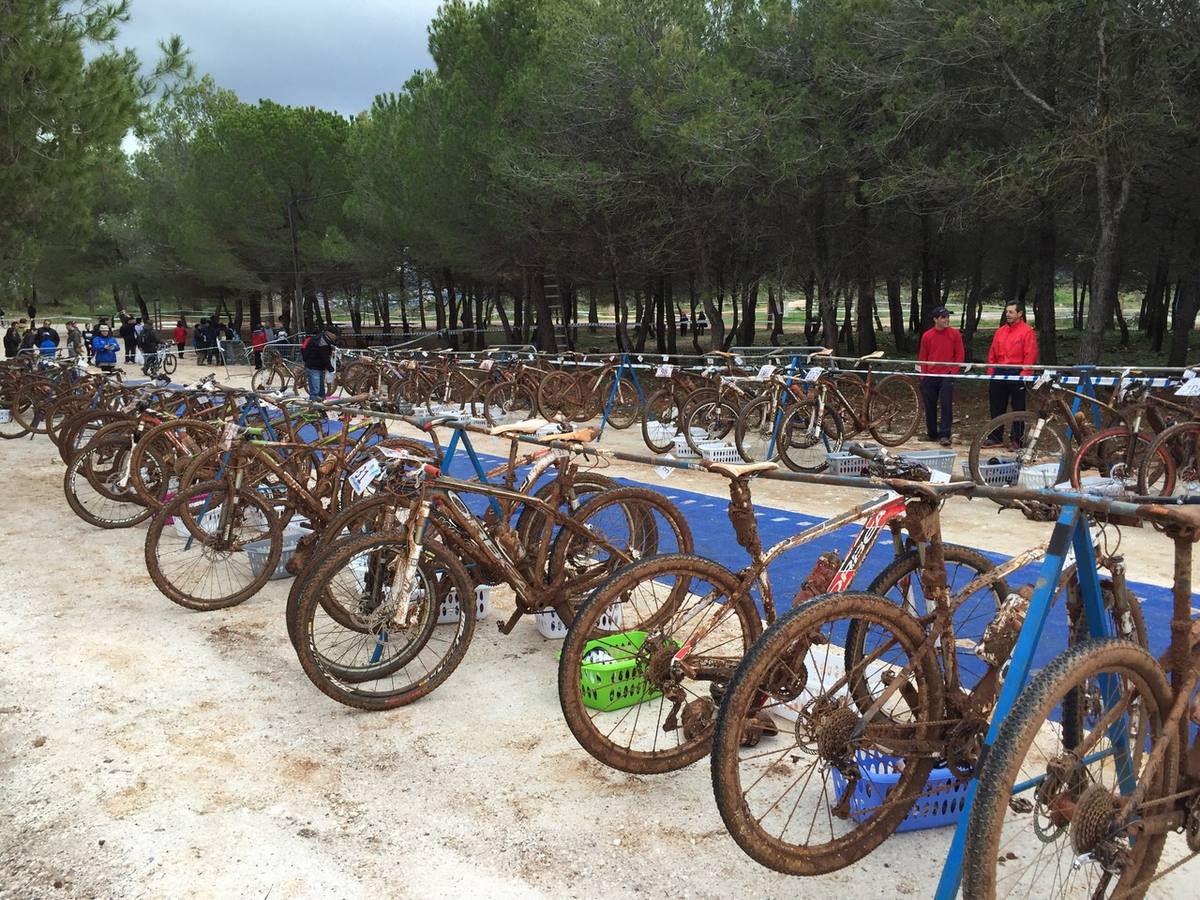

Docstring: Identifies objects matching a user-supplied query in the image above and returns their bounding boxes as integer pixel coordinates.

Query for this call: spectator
[137,322,161,375]
[918,306,964,447]
[35,319,59,358]
[250,323,268,370]
[118,316,137,363]
[19,325,36,355]
[173,320,187,356]
[192,322,205,363]
[301,323,338,401]
[82,322,95,363]
[3,323,19,358]
[221,320,235,341]
[26,302,36,321]
[65,321,84,358]
[133,317,144,343]
[695,311,707,338]
[91,323,120,372]
[273,319,290,359]
[678,310,689,335]
[984,301,1039,448]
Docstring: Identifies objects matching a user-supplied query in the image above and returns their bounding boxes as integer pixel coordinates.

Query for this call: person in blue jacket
[91,323,120,372]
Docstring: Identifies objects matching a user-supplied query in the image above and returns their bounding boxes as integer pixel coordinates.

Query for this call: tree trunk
[1080,173,1131,363]
[1031,204,1057,365]
[885,276,907,353]
[493,286,515,343]
[587,285,598,332]
[856,271,877,355]
[529,265,557,352]
[443,267,459,350]
[1168,236,1200,367]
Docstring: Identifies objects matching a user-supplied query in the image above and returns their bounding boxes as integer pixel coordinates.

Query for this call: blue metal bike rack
[600,353,646,433]
[765,354,803,460]
[1066,365,1105,442]
[934,505,1114,898]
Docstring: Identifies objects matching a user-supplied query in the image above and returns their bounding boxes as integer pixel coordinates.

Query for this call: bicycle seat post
[725,475,763,560]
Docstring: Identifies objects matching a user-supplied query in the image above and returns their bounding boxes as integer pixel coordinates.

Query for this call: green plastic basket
[577,631,675,712]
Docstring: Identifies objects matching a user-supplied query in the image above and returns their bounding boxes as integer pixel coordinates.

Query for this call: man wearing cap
[301,323,339,401]
[918,306,964,447]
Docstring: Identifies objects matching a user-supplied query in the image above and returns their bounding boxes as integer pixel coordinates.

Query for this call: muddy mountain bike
[556,447,1014,776]
[962,510,1200,899]
[286,421,693,710]
[708,453,1147,876]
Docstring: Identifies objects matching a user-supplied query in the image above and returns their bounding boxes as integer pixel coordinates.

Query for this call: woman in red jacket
[984,301,1039,447]
[173,320,187,356]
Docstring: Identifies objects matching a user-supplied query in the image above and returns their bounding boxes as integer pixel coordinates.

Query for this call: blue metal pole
[934,505,1083,899]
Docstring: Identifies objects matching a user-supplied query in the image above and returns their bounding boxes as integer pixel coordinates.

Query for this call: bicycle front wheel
[145,480,281,610]
[778,399,843,472]
[292,534,476,711]
[558,554,760,774]
[1140,420,1200,497]
[963,638,1174,900]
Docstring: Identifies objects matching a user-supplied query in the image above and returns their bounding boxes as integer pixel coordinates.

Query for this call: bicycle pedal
[497,607,523,635]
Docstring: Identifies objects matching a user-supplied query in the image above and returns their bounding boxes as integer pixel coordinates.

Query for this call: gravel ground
[1,357,1193,899]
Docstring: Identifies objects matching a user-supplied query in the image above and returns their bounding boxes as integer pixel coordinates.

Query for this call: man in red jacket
[918,306,964,446]
[984,301,1039,447]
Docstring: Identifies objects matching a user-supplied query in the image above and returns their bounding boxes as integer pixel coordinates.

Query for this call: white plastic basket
[700,441,742,463]
[962,460,1019,486]
[671,435,701,459]
[899,449,957,475]
[437,584,491,624]
[245,527,307,581]
[0,410,9,424]
[1017,461,1064,490]
[535,603,623,640]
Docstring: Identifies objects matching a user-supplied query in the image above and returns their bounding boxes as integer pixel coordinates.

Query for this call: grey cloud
[120,0,442,115]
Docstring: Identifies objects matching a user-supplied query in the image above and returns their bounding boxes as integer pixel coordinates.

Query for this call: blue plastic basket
[829,749,968,832]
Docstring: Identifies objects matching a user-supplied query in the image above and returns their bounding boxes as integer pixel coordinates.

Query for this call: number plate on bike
[655,364,674,377]
[804,366,823,382]
[349,458,383,494]
[756,364,776,380]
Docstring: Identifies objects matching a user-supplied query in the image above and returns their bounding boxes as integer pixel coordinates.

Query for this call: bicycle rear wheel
[558,554,760,774]
[963,639,1174,899]
[865,374,920,446]
[711,591,943,875]
[1070,427,1173,498]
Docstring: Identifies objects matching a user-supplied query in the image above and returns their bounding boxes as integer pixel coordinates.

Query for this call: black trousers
[123,337,135,363]
[988,369,1027,443]
[919,377,953,439]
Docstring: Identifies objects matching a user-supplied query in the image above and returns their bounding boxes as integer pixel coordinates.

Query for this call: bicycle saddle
[490,417,550,436]
[538,427,598,444]
[809,348,833,357]
[858,351,885,361]
[705,461,778,478]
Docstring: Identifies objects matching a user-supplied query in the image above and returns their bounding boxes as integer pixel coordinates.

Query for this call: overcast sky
[119,0,444,116]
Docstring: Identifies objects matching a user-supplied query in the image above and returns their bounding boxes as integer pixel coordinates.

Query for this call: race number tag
[928,469,951,484]
[655,454,675,480]
[734,356,745,366]
[1175,377,1200,397]
[804,366,824,382]
[655,364,675,378]
[221,422,237,450]
[756,364,776,380]
[1032,370,1055,389]
[480,359,494,371]
[349,457,383,495]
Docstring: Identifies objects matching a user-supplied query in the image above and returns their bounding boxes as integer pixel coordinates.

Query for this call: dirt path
[0,357,1192,898]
